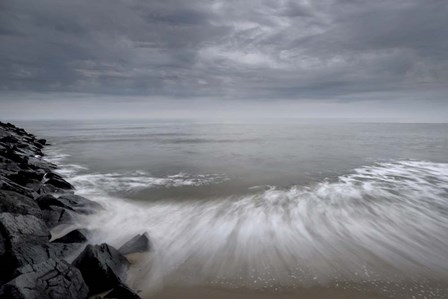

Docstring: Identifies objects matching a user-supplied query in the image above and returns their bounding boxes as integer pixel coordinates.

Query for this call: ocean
[15,119,448,298]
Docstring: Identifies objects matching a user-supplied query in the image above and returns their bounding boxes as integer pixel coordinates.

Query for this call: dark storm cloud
[0,0,447,99]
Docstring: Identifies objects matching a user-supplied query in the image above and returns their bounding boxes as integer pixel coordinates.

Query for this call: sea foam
[46,149,448,297]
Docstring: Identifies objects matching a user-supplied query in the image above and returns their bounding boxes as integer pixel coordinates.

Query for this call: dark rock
[0,148,28,164]
[42,205,74,228]
[34,142,44,149]
[37,184,73,195]
[0,220,82,280]
[0,135,19,144]
[45,172,73,190]
[24,180,40,192]
[0,232,6,257]
[14,146,40,158]
[7,169,45,186]
[48,242,85,261]
[36,194,72,210]
[5,242,83,274]
[16,142,30,149]
[0,156,22,175]
[104,283,142,299]
[27,157,57,172]
[0,190,43,218]
[24,180,44,192]
[0,177,36,199]
[57,194,102,214]
[72,243,130,294]
[53,229,89,244]
[0,258,89,299]
[0,212,50,246]
[0,142,9,152]
[37,139,47,145]
[118,232,151,256]
[0,213,50,280]
[36,193,101,214]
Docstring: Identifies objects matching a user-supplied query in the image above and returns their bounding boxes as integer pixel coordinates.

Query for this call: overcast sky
[0,0,447,121]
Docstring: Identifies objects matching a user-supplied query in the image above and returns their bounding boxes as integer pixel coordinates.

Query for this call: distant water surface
[15,119,448,299]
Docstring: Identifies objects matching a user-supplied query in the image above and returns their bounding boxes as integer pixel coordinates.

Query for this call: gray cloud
[0,0,447,101]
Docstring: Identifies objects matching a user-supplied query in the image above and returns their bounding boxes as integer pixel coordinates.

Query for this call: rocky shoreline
[0,121,150,299]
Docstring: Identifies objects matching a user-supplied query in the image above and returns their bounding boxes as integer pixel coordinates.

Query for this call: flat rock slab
[72,243,129,294]
[0,258,89,299]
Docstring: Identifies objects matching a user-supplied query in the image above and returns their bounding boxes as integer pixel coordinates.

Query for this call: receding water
[16,119,448,298]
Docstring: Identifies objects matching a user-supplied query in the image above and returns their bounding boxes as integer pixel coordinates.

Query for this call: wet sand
[146,285,387,299]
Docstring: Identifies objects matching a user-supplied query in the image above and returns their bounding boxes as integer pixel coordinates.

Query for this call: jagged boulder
[0,148,28,164]
[72,244,129,294]
[37,139,47,145]
[0,156,22,176]
[36,194,73,210]
[0,213,51,280]
[41,205,74,228]
[57,194,102,214]
[0,135,19,144]
[118,232,151,256]
[5,242,83,273]
[36,184,73,195]
[0,177,37,199]
[0,258,89,299]
[45,172,73,190]
[0,190,43,218]
[7,170,45,186]
[0,213,50,245]
[36,193,101,214]
[27,157,57,172]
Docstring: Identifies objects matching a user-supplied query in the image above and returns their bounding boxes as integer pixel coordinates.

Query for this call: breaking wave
[46,149,448,298]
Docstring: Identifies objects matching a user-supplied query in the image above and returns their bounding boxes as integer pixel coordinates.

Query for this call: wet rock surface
[118,232,151,256]
[41,205,75,229]
[72,243,130,294]
[0,258,89,299]
[53,229,89,244]
[0,122,147,298]
[0,190,43,218]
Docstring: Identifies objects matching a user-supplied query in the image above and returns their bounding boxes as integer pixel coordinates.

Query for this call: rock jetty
[0,121,150,299]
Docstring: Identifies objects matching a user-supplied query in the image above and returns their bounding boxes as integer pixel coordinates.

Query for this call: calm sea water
[15,119,448,298]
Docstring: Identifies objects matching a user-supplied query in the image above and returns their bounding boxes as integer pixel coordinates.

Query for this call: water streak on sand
[46,149,448,298]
